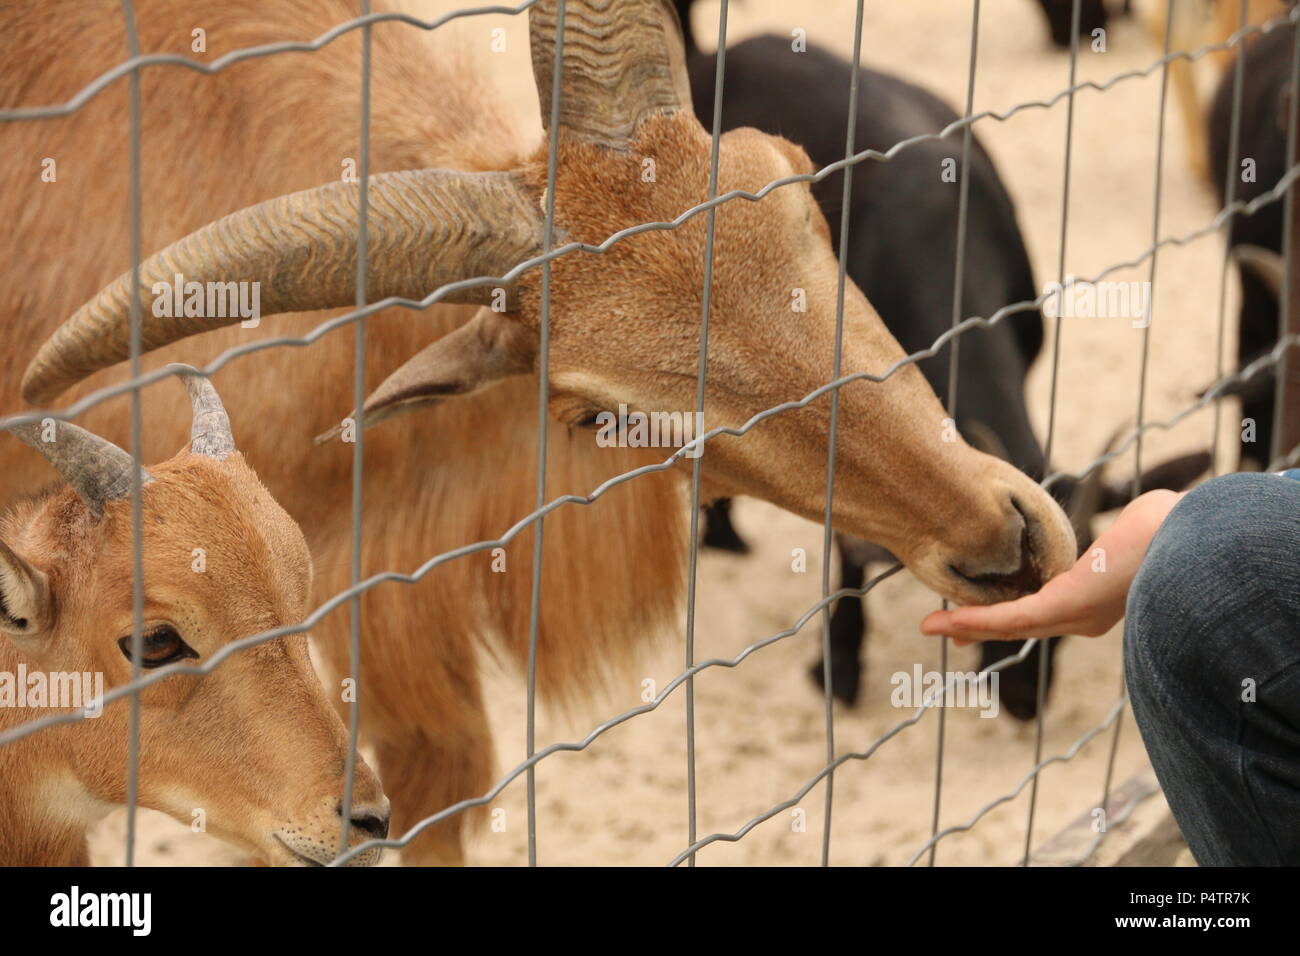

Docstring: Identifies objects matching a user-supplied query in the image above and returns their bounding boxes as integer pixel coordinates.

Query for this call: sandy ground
[89,0,1240,865]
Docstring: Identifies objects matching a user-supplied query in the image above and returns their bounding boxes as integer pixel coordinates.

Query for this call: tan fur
[1,0,1075,864]
[508,117,1075,591]
[1,0,687,865]
[0,451,388,865]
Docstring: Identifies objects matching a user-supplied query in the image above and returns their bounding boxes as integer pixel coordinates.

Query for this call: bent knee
[1126,472,1300,703]
[1136,473,1297,592]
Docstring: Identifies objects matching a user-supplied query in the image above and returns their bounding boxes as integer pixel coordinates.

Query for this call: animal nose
[337,803,390,840]
[950,497,1044,597]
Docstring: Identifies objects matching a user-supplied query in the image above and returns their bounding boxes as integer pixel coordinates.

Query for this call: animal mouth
[273,833,329,867]
[273,831,385,867]
[947,498,1043,600]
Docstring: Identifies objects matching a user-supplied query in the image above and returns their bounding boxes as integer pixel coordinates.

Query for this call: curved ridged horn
[22,170,544,404]
[6,419,149,516]
[169,364,236,461]
[531,0,693,148]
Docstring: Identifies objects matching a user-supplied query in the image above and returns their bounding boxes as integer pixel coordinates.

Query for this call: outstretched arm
[921,489,1185,643]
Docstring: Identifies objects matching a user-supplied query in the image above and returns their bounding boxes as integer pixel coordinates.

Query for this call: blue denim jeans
[1124,472,1300,865]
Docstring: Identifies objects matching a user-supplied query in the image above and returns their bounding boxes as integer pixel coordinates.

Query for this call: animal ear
[316,308,536,443]
[0,538,52,641]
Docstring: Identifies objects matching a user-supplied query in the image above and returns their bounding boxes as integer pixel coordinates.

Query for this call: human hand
[920,488,1185,643]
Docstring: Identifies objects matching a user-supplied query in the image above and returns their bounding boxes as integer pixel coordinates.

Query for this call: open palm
[921,489,1184,643]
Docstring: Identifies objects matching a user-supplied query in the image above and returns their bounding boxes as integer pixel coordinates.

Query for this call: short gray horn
[7,419,149,517]
[170,364,235,460]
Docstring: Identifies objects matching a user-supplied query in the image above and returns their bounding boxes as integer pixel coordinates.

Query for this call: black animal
[678,0,1207,719]
[1208,20,1295,466]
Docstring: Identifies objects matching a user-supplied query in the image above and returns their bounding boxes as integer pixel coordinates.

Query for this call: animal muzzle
[949,498,1047,599]
[272,795,392,867]
[917,464,1077,607]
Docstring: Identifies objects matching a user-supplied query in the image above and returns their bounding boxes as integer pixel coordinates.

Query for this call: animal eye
[117,625,198,669]
[571,410,604,429]
[550,394,611,430]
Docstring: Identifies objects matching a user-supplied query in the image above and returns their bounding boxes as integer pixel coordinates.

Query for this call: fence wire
[1,0,1296,868]
[819,0,869,868]
[929,0,983,869]
[1023,0,1082,868]
[119,0,144,869]
[339,0,373,864]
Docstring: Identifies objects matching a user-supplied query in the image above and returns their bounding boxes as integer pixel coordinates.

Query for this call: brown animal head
[0,371,387,865]
[20,0,1074,604]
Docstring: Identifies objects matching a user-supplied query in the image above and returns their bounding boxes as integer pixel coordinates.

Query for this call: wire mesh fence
[0,0,1297,867]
